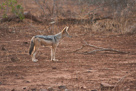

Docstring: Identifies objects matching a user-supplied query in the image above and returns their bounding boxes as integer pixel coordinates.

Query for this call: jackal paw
[52,59,58,61]
[32,59,38,62]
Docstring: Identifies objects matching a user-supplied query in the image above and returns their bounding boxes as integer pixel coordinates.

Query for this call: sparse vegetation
[0,0,24,20]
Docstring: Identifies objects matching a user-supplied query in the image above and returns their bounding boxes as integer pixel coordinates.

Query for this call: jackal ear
[62,26,69,32]
[66,26,69,31]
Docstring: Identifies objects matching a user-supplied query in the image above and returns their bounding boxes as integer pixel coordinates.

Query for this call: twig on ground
[72,41,130,54]
[113,71,136,91]
[83,48,129,54]
[72,45,85,53]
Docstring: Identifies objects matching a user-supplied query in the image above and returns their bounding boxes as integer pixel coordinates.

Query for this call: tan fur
[29,26,71,62]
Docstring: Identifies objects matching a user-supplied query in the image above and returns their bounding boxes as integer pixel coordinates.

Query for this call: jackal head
[62,26,72,38]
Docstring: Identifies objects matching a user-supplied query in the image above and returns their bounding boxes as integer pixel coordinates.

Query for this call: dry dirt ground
[0,21,136,91]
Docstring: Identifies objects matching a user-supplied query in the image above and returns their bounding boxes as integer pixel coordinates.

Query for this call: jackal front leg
[51,47,58,61]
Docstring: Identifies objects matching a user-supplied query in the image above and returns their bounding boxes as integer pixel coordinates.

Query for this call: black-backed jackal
[29,26,71,62]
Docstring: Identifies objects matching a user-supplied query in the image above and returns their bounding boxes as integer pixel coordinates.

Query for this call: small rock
[31,88,36,91]
[40,88,47,91]
[23,87,26,90]
[65,89,71,91]
[1,46,6,51]
[23,42,28,44]
[80,86,86,89]
[47,87,54,91]
[11,57,19,62]
[0,82,2,85]
[58,85,67,90]
[11,89,15,91]
[86,70,91,73]
[91,90,97,91]
[100,82,114,91]
[8,29,13,33]
[52,67,57,69]
[26,81,30,83]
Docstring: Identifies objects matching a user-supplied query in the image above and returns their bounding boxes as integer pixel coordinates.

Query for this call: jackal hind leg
[32,50,38,62]
[32,39,40,62]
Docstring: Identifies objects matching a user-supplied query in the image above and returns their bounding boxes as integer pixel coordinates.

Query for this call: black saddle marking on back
[35,35,53,40]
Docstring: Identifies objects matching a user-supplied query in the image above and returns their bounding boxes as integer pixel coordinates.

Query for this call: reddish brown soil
[0,21,136,91]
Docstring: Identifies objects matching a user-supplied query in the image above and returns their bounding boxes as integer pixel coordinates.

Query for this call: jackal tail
[29,37,35,55]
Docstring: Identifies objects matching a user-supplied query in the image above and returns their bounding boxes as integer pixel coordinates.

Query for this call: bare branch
[34,0,46,15]
[72,45,85,53]
[73,41,130,54]
[84,41,103,49]
[83,48,129,54]
[113,71,136,90]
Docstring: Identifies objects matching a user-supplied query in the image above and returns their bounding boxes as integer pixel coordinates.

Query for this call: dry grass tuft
[91,16,136,34]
